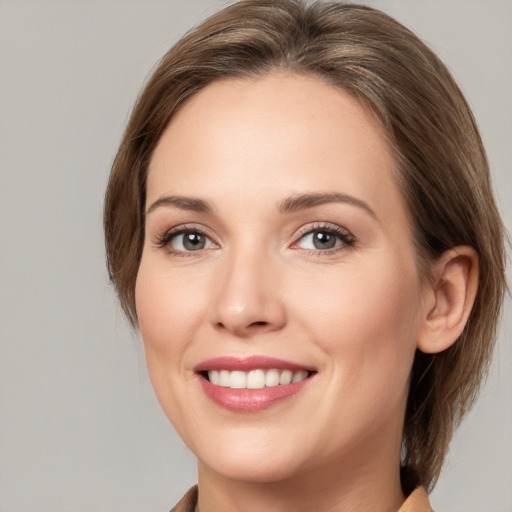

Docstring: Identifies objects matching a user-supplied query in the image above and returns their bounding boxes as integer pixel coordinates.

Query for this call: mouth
[194,356,316,412]
[202,368,311,389]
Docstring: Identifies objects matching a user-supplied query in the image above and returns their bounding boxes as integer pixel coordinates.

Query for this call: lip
[194,355,315,373]
[194,356,316,412]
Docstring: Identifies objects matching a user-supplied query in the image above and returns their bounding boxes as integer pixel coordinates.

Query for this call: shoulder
[170,484,433,512]
[399,487,434,512]
[170,485,198,512]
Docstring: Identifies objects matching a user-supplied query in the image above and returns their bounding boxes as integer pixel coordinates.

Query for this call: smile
[206,369,310,389]
[195,356,316,412]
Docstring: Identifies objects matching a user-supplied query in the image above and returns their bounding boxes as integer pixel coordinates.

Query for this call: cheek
[293,258,421,392]
[300,259,419,334]
[134,263,206,428]
[135,263,207,356]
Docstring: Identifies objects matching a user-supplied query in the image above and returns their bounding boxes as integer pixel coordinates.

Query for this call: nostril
[250,321,268,327]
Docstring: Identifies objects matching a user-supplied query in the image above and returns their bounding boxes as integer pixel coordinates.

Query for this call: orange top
[399,487,433,512]
[171,485,433,512]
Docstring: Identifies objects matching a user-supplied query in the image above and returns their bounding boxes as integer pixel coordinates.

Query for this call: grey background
[0,1,510,511]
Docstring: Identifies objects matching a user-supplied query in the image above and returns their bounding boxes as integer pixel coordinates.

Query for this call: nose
[211,246,287,338]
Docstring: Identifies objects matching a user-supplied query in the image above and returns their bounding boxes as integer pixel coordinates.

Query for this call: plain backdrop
[0,1,511,511]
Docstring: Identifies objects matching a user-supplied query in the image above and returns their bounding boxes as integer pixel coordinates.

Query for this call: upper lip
[194,356,315,373]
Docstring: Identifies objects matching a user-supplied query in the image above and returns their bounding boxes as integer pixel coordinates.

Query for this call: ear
[417,246,479,354]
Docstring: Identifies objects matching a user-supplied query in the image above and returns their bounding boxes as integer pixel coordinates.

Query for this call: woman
[104,1,507,510]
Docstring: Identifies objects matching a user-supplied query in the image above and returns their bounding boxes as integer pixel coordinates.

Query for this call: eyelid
[294,222,352,239]
[151,221,355,255]
[152,223,219,250]
[291,222,356,251]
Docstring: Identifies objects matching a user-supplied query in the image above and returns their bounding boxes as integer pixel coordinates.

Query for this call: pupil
[313,231,335,249]
[184,233,205,250]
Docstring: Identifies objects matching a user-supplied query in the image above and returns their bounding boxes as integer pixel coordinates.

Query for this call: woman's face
[136,73,428,484]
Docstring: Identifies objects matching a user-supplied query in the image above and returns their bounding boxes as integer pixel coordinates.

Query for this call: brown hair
[104,0,507,492]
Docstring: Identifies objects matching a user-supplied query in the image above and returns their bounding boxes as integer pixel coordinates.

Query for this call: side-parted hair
[104,0,507,492]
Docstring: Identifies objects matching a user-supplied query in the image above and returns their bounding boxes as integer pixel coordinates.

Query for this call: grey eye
[312,231,337,249]
[171,232,211,251]
[298,230,342,251]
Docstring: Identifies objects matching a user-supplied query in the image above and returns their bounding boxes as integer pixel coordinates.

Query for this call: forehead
[147,72,407,230]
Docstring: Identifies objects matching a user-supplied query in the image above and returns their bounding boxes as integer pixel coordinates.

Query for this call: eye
[155,226,217,254]
[171,231,213,251]
[295,224,355,252]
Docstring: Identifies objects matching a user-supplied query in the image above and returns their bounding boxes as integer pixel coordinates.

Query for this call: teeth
[207,369,310,389]
[292,370,308,383]
[219,370,230,387]
[230,370,247,389]
[279,369,293,385]
[247,369,266,389]
[209,370,220,385]
[265,369,280,387]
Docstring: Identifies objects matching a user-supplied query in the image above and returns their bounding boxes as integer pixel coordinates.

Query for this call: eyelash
[154,224,215,257]
[293,223,356,255]
[153,222,355,257]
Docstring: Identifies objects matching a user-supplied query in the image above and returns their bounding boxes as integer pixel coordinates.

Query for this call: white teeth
[206,369,310,389]
[292,370,308,383]
[230,370,247,389]
[219,370,230,387]
[265,369,280,387]
[279,369,293,385]
[247,369,266,389]
[209,370,220,385]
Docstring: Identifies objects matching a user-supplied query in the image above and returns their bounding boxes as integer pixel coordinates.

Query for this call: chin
[201,453,304,484]
[193,429,310,484]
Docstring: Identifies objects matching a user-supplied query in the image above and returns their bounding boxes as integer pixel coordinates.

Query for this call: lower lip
[198,376,312,412]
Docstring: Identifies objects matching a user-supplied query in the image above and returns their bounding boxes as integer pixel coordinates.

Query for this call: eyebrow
[278,192,377,219]
[145,191,377,220]
[146,195,213,215]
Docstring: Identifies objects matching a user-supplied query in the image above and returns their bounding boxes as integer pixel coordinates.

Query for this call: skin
[135,73,478,512]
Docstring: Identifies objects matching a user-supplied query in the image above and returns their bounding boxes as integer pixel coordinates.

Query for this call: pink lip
[198,377,312,412]
[194,356,316,412]
[194,356,315,373]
